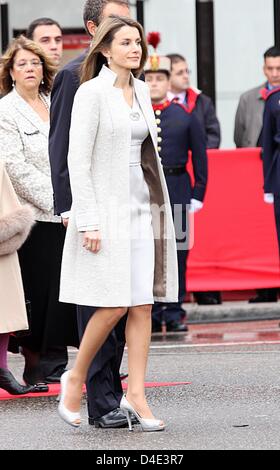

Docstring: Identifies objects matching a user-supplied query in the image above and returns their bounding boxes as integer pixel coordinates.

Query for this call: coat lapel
[133,81,158,151]
[98,66,158,152]
[11,89,49,138]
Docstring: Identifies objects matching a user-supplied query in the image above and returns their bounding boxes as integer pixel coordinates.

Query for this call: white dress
[128,93,155,306]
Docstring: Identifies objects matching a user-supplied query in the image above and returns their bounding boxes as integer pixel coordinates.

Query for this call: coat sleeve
[0,113,53,212]
[234,96,246,147]
[67,84,100,231]
[203,96,221,149]
[188,113,208,202]
[49,68,79,215]
[262,97,277,193]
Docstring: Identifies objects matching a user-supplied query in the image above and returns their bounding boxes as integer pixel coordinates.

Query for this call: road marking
[148,340,280,349]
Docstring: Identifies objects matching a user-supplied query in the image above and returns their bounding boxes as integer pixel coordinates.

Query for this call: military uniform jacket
[154,101,208,206]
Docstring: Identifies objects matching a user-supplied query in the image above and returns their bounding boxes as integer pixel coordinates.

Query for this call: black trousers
[18,222,78,352]
[77,305,126,420]
[153,210,188,325]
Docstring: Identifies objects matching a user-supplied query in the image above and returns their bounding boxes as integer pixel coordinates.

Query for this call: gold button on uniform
[157,127,162,133]
[157,137,162,143]
[156,118,161,125]
[155,110,161,116]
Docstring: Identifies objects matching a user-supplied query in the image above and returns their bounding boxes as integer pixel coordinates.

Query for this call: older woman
[0,36,78,389]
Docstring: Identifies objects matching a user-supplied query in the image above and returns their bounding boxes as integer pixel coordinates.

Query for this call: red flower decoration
[147,32,161,50]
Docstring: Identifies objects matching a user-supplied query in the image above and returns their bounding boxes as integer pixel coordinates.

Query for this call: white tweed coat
[60,66,178,307]
[0,89,60,223]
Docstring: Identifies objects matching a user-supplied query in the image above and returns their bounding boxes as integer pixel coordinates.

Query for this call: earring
[12,80,15,87]
[41,79,44,85]
[107,57,111,66]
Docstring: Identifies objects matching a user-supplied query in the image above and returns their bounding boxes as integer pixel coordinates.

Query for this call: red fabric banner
[187,148,280,291]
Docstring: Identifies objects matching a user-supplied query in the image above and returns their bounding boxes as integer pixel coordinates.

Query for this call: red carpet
[0,381,191,401]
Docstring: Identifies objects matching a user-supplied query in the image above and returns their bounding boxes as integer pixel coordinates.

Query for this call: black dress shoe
[89,408,133,428]
[195,291,222,305]
[166,321,188,332]
[249,295,277,303]
[249,288,278,303]
[23,373,49,393]
[0,368,35,395]
[44,368,67,384]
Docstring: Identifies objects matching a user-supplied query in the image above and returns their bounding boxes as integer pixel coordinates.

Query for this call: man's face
[169,60,190,93]
[32,24,63,66]
[263,56,280,88]
[146,72,170,103]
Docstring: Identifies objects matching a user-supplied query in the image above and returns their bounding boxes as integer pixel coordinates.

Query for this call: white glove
[189,198,203,213]
[264,193,274,204]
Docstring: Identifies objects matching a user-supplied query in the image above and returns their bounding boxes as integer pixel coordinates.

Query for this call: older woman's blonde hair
[0,35,56,96]
[81,16,148,84]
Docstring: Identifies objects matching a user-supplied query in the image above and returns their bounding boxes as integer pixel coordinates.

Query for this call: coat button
[158,146,162,152]
[156,118,161,125]
[157,127,162,133]
[155,110,161,116]
[158,136,162,143]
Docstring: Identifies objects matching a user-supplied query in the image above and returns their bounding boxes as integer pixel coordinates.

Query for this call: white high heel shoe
[120,396,165,432]
[58,371,81,427]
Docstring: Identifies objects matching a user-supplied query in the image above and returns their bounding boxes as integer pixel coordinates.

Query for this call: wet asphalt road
[1,321,280,451]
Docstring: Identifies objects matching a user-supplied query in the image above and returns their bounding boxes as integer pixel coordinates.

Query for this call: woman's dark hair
[0,35,56,96]
[81,15,148,83]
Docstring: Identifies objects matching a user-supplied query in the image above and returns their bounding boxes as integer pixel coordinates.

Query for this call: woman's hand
[83,230,101,253]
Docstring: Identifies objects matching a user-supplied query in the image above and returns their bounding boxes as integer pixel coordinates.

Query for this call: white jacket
[60,66,178,307]
[0,89,60,223]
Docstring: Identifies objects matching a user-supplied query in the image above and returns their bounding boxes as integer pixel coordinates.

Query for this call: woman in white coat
[58,16,178,431]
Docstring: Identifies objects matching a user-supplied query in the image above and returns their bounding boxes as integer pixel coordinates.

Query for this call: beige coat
[60,66,178,307]
[0,162,29,333]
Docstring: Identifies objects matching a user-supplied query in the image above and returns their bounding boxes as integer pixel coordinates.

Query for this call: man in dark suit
[262,86,280,255]
[49,0,131,429]
[234,46,280,303]
[145,56,208,332]
[167,53,221,306]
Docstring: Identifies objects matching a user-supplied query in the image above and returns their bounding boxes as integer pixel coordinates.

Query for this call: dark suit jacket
[193,93,221,149]
[49,52,87,215]
[262,88,280,195]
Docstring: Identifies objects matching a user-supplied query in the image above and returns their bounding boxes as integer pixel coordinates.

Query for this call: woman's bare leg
[125,304,155,419]
[64,307,127,412]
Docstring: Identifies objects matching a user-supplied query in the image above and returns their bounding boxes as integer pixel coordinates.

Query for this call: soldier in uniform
[262,86,280,255]
[167,52,221,306]
[145,54,208,332]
